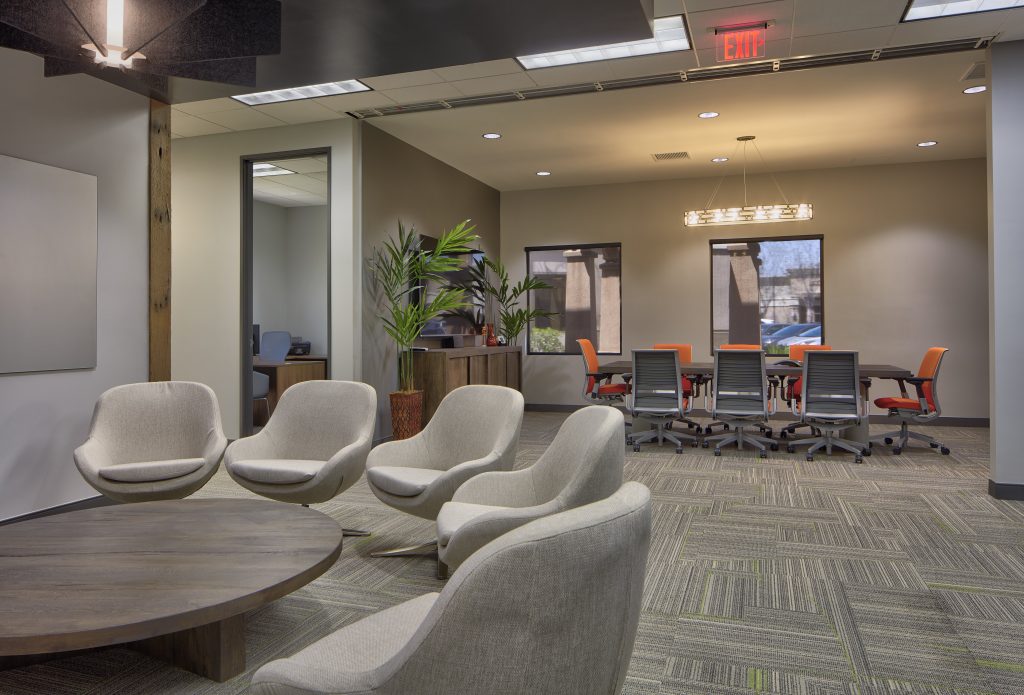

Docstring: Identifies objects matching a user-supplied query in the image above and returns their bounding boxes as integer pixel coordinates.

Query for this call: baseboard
[989,480,1024,500]
[524,404,988,427]
[0,494,116,526]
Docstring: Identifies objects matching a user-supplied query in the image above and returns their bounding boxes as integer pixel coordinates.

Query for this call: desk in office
[253,356,327,415]
[598,360,914,445]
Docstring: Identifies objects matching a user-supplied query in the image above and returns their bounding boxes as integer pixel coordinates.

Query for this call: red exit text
[715,27,766,62]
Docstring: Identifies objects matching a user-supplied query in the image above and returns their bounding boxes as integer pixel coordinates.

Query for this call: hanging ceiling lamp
[683,136,813,227]
[0,0,281,100]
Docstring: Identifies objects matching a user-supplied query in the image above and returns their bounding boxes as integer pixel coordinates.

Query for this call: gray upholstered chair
[250,482,652,695]
[366,385,524,564]
[436,405,624,574]
[74,381,227,503]
[226,380,376,534]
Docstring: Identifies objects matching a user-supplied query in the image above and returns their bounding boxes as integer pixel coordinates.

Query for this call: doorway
[241,148,331,436]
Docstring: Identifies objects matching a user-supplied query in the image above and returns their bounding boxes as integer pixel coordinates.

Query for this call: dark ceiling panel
[166,0,654,102]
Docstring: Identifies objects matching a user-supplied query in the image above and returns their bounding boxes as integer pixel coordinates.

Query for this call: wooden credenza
[413,346,522,424]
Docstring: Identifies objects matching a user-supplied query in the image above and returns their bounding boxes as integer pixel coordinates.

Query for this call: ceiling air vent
[652,151,690,162]
[962,61,986,81]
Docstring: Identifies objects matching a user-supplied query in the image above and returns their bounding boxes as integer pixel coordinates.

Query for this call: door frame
[240,146,332,436]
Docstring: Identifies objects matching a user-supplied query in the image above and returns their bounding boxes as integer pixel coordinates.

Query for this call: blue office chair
[260,331,292,362]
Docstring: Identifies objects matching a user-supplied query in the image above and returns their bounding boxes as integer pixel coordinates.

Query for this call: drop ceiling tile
[654,0,684,15]
[314,92,398,112]
[274,174,328,195]
[686,0,794,50]
[790,26,896,55]
[174,97,248,115]
[606,51,698,79]
[683,0,760,10]
[378,82,464,104]
[525,62,617,87]
[270,157,329,174]
[362,69,445,90]
[199,108,287,131]
[253,100,345,124]
[170,110,231,137]
[450,72,538,97]
[433,59,526,81]
[790,0,904,37]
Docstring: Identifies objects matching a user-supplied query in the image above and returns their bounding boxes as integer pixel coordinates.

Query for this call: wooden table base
[130,614,246,682]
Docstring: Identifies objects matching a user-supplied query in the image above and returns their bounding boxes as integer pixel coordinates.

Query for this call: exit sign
[715,25,767,62]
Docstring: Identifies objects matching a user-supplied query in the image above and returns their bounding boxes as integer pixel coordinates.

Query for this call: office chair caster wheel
[854,455,863,464]
[691,440,699,448]
[626,436,633,445]
[675,446,684,454]
[862,448,871,456]
[805,454,814,462]
[759,450,767,459]
[893,446,902,455]
[724,424,730,430]
[714,448,722,456]
[704,426,713,434]
[633,444,641,453]
[786,444,795,454]
[780,430,788,439]
[701,441,710,448]
[884,437,893,445]
[770,443,779,452]
[929,442,939,448]
[765,428,773,439]
[666,422,673,431]
[941,447,950,455]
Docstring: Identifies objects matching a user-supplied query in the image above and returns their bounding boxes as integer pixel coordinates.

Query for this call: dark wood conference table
[0,499,342,681]
[598,360,914,443]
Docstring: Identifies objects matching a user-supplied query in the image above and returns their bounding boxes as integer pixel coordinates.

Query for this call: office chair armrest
[585,371,614,380]
[906,376,933,411]
[777,360,801,367]
[620,373,632,384]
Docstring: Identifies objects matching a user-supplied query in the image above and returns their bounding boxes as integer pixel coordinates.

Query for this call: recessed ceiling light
[904,0,1024,22]
[252,163,296,177]
[711,157,729,163]
[917,140,938,147]
[516,16,691,69]
[963,85,987,94]
[699,111,720,119]
[536,171,552,176]
[482,132,502,140]
[232,79,371,106]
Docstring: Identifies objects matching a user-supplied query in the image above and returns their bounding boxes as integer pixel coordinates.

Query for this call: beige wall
[501,158,989,419]
[172,120,359,438]
[361,124,501,438]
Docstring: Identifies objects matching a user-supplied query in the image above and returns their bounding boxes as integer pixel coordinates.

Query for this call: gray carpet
[1,414,1021,694]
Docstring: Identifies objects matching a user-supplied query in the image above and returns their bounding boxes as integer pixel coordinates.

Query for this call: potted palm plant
[484,258,555,347]
[368,220,479,439]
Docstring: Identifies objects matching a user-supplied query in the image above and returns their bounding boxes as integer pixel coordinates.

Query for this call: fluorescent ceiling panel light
[903,0,1024,21]
[252,163,296,177]
[232,80,371,105]
[517,16,690,69]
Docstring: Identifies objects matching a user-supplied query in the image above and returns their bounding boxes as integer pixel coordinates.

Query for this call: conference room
[1,1,1023,693]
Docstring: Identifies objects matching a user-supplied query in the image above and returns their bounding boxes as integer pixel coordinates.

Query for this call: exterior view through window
[527,243,622,355]
[711,236,823,356]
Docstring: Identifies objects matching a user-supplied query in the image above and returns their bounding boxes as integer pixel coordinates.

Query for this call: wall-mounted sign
[715,25,767,62]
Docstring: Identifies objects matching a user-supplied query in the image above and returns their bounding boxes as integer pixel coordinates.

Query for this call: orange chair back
[577,339,600,394]
[720,344,761,350]
[789,345,831,361]
[917,347,948,412]
[653,343,692,364]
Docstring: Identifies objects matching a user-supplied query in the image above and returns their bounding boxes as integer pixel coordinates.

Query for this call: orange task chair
[870,347,950,455]
[779,345,832,440]
[652,344,701,432]
[576,338,630,404]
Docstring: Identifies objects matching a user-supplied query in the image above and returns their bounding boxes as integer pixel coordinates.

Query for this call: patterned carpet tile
[4,417,1024,694]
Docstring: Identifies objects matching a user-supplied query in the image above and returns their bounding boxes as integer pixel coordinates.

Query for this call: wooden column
[149,99,172,381]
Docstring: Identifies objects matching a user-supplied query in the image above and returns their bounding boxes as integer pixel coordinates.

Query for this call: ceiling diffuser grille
[348,36,993,119]
[652,151,690,161]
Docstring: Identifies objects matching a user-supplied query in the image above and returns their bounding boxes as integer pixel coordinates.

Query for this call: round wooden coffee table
[0,498,342,681]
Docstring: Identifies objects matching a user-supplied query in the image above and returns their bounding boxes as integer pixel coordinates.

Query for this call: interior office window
[526,243,622,355]
[710,236,823,356]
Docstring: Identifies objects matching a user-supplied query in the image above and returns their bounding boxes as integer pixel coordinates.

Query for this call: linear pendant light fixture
[683,136,813,227]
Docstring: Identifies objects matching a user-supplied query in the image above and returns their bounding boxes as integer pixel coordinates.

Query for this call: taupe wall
[0,48,149,520]
[361,124,501,438]
[501,158,989,419]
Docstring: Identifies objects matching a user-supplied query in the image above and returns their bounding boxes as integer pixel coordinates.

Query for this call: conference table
[598,359,914,444]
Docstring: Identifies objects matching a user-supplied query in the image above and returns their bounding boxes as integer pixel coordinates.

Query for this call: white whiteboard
[0,154,98,374]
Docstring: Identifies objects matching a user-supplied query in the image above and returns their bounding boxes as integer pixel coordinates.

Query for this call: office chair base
[871,423,949,455]
[787,434,866,462]
[629,421,698,452]
[370,541,438,558]
[704,427,777,457]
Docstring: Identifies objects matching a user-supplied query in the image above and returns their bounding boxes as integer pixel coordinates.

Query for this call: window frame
[525,242,623,356]
[707,234,825,356]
